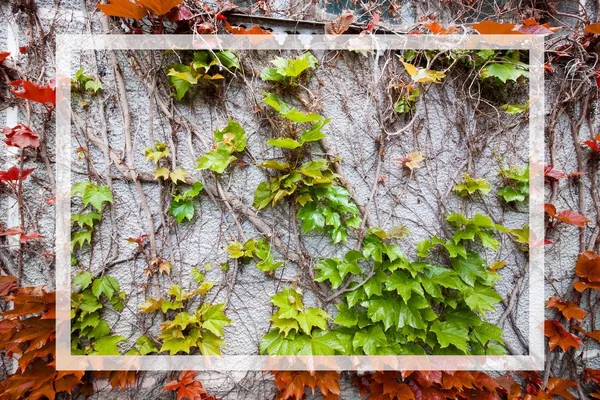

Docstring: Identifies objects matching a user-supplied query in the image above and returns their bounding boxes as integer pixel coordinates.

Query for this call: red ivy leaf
[544,203,590,228]
[544,165,567,180]
[363,13,380,34]
[544,320,582,351]
[0,51,10,63]
[3,124,40,148]
[0,166,35,182]
[10,80,56,106]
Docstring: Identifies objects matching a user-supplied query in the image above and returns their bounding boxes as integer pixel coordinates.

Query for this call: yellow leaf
[399,57,418,76]
[154,167,170,180]
[405,152,424,170]
[158,260,172,276]
[169,168,189,185]
[139,298,163,313]
[489,261,507,271]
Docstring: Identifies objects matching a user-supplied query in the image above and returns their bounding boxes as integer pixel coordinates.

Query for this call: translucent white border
[55,34,544,371]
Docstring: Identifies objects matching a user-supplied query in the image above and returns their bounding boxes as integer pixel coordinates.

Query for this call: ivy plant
[261,226,505,356]
[167,50,240,100]
[453,173,491,197]
[226,238,284,273]
[71,272,127,355]
[260,52,318,84]
[253,93,360,243]
[169,181,204,223]
[196,118,247,173]
[138,279,230,355]
[71,181,113,251]
[497,165,529,203]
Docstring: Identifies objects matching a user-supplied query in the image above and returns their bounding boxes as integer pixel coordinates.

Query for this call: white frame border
[55,34,545,371]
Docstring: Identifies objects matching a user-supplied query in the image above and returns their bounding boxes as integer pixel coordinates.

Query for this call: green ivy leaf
[198,303,231,337]
[481,62,528,83]
[73,271,93,290]
[295,307,330,335]
[92,276,121,301]
[93,335,126,355]
[196,148,237,173]
[430,321,468,352]
[267,138,302,149]
[169,198,195,223]
[260,52,318,82]
[262,92,322,123]
[464,283,503,314]
[80,183,113,212]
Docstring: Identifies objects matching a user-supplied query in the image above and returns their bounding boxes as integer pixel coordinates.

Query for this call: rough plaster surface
[1,1,594,399]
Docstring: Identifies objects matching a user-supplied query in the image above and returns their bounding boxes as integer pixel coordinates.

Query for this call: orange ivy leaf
[223,21,272,35]
[273,371,340,400]
[471,20,518,35]
[95,371,138,390]
[10,80,55,106]
[544,203,590,228]
[574,251,600,292]
[544,320,581,351]
[515,18,559,35]
[164,371,214,400]
[135,0,182,16]
[0,275,17,296]
[96,0,147,19]
[423,21,459,34]
[545,377,577,400]
[585,23,600,34]
[546,297,587,321]
[324,11,356,36]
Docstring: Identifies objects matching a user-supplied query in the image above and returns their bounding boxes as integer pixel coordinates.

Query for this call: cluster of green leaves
[260,287,335,355]
[497,165,529,203]
[138,278,229,355]
[71,68,103,95]
[196,118,247,173]
[418,213,503,258]
[143,142,204,223]
[261,224,505,356]
[71,272,127,355]
[260,52,318,84]
[167,50,240,100]
[226,238,283,273]
[478,50,529,83]
[393,83,421,114]
[169,182,204,223]
[71,181,113,251]
[453,173,491,197]
[254,93,361,243]
[449,49,529,84]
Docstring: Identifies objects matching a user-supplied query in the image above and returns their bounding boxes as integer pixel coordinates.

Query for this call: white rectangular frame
[55,33,545,371]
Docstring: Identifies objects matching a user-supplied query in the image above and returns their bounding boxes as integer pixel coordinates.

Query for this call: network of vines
[1,0,600,399]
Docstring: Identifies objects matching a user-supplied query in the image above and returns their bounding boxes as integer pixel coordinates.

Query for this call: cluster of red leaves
[0,277,86,400]
[584,134,600,153]
[3,124,39,148]
[544,203,590,228]
[271,371,340,400]
[351,370,578,400]
[0,166,35,182]
[10,80,55,108]
[0,226,44,244]
[164,371,219,400]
